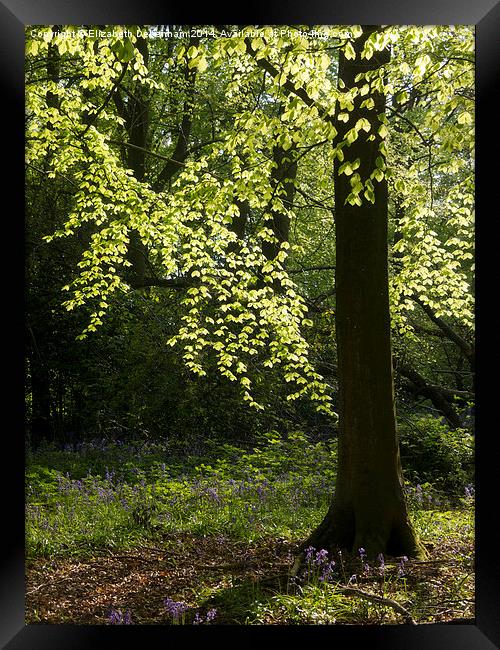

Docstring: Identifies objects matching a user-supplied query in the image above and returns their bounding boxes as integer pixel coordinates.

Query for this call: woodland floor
[26,533,474,626]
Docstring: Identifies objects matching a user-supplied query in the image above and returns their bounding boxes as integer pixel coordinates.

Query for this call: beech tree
[25,24,474,558]
[301,26,425,559]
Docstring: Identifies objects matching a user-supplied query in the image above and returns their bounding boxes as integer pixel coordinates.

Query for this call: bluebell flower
[314,549,329,565]
[397,556,408,577]
[377,553,385,575]
[319,560,336,582]
[164,598,188,620]
[206,608,217,622]
[415,484,423,502]
[465,485,475,499]
[108,609,122,625]
[205,487,220,503]
[305,546,315,561]
[108,608,131,625]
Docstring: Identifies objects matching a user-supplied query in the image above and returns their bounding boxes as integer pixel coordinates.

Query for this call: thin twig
[27,576,73,595]
[339,586,417,624]
[104,552,164,561]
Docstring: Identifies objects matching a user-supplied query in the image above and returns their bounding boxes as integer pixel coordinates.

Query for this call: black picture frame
[2,0,498,647]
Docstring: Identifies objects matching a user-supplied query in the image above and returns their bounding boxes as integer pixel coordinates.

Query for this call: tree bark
[227,199,249,255]
[117,36,150,281]
[116,35,199,285]
[152,35,199,192]
[262,144,297,262]
[303,26,426,560]
[27,328,53,447]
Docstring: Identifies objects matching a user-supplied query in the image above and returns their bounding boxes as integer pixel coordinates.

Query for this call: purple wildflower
[205,487,220,503]
[206,608,217,622]
[465,485,475,499]
[164,598,188,620]
[397,556,408,577]
[415,484,423,503]
[358,548,370,573]
[108,609,122,625]
[305,546,315,561]
[314,549,329,565]
[108,608,131,625]
[303,546,336,583]
[378,553,385,576]
[319,560,336,582]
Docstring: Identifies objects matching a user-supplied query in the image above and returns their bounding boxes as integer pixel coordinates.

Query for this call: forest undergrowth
[25,426,474,625]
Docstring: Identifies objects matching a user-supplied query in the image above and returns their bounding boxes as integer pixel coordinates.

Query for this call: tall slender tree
[302,26,426,559]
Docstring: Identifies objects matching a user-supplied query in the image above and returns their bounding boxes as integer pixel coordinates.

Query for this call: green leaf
[197,56,208,72]
[338,162,353,176]
[120,39,136,62]
[378,124,388,139]
[344,41,356,60]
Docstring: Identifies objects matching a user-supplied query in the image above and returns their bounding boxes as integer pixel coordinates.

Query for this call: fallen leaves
[25,533,474,625]
[26,534,298,624]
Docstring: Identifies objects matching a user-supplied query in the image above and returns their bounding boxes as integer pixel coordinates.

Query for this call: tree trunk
[303,26,426,560]
[262,144,297,262]
[122,36,150,280]
[28,342,53,447]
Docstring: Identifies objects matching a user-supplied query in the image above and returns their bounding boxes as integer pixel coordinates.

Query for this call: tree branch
[412,297,474,364]
[397,362,466,428]
[289,265,336,274]
[244,38,336,125]
[126,276,190,290]
[80,62,129,137]
[108,138,186,166]
[386,105,430,147]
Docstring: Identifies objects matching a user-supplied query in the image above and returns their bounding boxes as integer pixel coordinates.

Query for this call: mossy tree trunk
[303,26,426,560]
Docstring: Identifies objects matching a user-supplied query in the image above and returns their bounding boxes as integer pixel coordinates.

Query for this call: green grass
[26,432,336,557]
